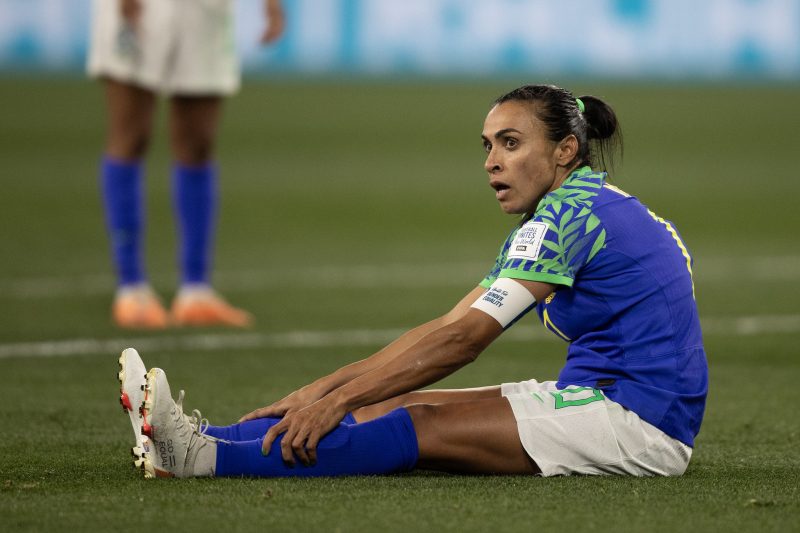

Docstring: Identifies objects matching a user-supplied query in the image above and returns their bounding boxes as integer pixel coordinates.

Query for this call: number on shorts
[550,387,604,409]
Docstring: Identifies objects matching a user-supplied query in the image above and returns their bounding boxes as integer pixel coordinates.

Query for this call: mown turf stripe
[1,255,799,299]
[1,314,798,359]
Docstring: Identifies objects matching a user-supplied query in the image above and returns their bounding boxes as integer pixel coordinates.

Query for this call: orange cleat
[171,286,253,328]
[112,284,170,329]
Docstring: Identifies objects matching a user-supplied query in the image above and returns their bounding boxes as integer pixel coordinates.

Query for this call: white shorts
[87,0,239,95]
[501,379,692,477]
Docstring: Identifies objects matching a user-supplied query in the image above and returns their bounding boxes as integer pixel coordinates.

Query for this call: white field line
[1,255,799,300]
[0,262,488,299]
[1,314,798,360]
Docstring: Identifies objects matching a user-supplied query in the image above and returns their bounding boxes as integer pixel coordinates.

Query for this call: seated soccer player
[118,84,706,478]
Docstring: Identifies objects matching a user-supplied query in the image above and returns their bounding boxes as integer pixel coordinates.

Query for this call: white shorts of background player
[87,0,239,95]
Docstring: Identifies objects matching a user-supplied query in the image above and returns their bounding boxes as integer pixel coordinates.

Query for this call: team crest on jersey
[507,221,548,262]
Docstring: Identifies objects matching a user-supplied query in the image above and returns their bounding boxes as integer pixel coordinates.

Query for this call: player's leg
[167,96,252,328]
[216,397,535,477]
[408,398,539,474]
[205,387,498,440]
[137,367,407,478]
[169,94,222,166]
[137,367,534,478]
[353,386,502,423]
[101,79,168,329]
[104,79,156,160]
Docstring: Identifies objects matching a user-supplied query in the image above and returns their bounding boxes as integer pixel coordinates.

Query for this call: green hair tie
[576,98,585,113]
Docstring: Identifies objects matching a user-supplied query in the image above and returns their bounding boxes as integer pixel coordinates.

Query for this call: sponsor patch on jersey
[507,221,548,261]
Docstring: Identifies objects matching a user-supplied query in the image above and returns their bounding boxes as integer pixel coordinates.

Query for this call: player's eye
[483,141,492,153]
[504,137,518,149]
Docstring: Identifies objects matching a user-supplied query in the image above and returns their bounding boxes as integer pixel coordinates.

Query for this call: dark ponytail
[494,85,623,174]
[577,94,623,174]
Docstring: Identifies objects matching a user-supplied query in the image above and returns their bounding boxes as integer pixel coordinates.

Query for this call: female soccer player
[88,0,285,328]
[120,84,707,478]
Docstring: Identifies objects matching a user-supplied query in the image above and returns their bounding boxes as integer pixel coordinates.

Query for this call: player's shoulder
[536,167,605,218]
[531,168,607,234]
[592,179,657,227]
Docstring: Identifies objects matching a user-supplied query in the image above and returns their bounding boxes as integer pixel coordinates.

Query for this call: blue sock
[215,408,419,477]
[205,412,358,441]
[100,157,145,285]
[204,418,281,441]
[173,162,217,284]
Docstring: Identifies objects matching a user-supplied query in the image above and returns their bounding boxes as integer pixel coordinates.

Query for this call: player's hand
[260,0,286,44]
[120,0,142,28]
[238,386,322,423]
[261,396,346,466]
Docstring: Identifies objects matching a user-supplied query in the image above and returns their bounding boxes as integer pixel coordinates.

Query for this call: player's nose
[484,151,502,173]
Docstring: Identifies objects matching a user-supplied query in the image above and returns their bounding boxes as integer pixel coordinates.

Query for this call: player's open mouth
[490,180,510,200]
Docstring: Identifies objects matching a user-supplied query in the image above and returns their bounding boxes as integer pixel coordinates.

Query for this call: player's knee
[404,403,451,452]
[174,139,214,166]
[107,131,151,160]
[404,403,440,430]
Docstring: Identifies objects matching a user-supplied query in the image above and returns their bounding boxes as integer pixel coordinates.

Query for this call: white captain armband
[470,278,537,329]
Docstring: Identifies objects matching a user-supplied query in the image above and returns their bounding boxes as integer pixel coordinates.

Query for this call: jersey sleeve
[498,201,606,287]
[479,226,518,288]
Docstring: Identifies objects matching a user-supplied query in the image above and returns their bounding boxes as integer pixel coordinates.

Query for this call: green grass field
[0,78,798,531]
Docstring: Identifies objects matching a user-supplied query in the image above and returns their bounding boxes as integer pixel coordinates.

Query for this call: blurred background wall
[1,0,798,79]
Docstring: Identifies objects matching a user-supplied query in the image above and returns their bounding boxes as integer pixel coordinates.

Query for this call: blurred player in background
[88,0,285,328]
[119,84,707,479]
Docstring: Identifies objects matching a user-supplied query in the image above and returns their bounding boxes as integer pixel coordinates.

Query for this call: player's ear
[555,134,578,166]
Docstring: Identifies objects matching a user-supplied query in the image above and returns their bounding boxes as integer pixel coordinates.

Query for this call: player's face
[481,101,566,214]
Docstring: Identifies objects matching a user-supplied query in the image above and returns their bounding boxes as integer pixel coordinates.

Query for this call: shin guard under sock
[101,157,145,285]
[205,412,358,441]
[215,408,418,477]
[173,162,217,284]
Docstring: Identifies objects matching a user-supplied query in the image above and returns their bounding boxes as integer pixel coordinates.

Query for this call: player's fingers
[280,427,297,465]
[239,409,263,423]
[238,409,258,423]
[239,404,281,423]
[262,421,286,455]
[292,433,311,466]
[260,14,285,43]
[306,432,320,466]
[121,0,142,27]
[260,28,279,44]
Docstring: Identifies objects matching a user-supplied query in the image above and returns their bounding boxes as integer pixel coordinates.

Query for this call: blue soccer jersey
[481,166,707,447]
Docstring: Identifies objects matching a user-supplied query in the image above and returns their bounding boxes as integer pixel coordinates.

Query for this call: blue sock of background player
[204,412,357,441]
[173,162,217,285]
[101,157,145,285]
[214,408,417,477]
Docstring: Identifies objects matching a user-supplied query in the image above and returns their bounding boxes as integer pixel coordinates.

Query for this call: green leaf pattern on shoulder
[500,167,608,282]
[481,167,608,286]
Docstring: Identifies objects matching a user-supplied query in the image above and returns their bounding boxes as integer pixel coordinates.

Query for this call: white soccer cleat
[132,434,157,479]
[117,348,148,458]
[139,368,223,478]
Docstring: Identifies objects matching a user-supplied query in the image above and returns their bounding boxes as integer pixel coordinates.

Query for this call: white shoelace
[175,390,228,444]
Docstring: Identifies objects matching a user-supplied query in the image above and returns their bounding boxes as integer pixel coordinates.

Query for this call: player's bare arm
[119,0,141,27]
[262,306,505,464]
[238,285,487,422]
[260,0,286,44]
[259,278,555,464]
